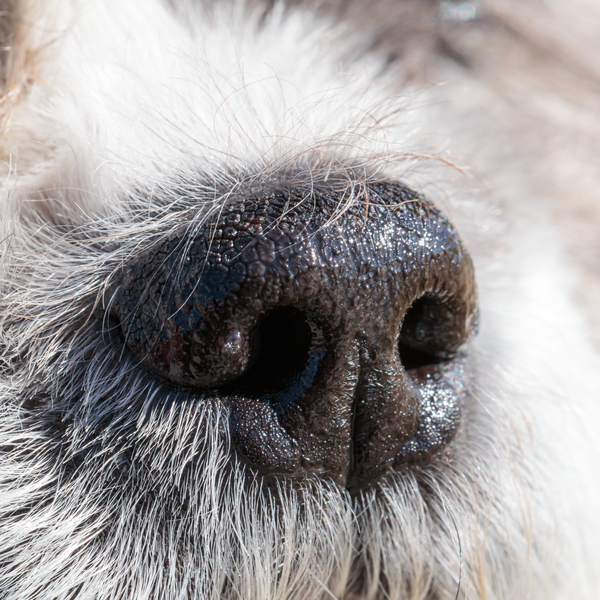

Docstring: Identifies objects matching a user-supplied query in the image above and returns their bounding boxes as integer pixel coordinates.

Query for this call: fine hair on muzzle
[111,181,478,491]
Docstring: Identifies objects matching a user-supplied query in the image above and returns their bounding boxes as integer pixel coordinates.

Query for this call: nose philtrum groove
[112,182,478,489]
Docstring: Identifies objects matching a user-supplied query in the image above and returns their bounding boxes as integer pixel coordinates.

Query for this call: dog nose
[113,183,477,490]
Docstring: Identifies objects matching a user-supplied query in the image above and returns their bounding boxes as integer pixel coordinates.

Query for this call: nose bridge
[114,182,477,489]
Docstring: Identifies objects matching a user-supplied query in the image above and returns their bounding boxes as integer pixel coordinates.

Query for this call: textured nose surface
[114,182,477,489]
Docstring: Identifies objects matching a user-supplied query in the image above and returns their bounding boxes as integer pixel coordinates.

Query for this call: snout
[113,182,477,490]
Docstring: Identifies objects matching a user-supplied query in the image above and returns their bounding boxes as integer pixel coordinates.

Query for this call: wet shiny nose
[113,182,477,490]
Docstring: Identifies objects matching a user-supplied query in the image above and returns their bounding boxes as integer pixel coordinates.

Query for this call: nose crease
[112,182,478,490]
[349,343,419,490]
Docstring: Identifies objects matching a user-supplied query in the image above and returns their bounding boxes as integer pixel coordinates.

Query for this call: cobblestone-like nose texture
[113,182,478,489]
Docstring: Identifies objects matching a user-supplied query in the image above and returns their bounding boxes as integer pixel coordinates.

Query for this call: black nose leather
[113,182,477,490]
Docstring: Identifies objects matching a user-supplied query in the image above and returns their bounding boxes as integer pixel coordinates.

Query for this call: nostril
[398,295,461,371]
[398,339,443,372]
[223,307,317,396]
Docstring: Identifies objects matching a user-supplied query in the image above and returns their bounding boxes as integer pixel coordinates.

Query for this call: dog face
[1,0,600,598]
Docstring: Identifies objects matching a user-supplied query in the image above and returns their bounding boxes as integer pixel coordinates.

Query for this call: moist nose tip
[112,182,478,490]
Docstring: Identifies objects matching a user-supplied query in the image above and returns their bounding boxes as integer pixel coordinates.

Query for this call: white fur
[1,0,600,598]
